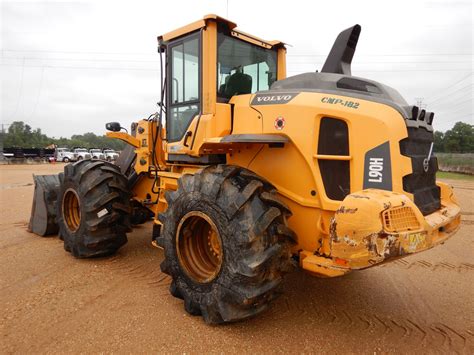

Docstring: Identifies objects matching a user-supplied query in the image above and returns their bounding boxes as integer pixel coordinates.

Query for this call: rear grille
[400,107,440,216]
[382,206,420,233]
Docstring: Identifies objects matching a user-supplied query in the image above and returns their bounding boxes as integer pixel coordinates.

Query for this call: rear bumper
[300,181,460,277]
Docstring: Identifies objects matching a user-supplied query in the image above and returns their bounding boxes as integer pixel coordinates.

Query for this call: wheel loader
[29,15,461,324]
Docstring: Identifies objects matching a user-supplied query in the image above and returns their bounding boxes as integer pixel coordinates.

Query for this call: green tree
[5,121,26,147]
[443,122,474,153]
[433,131,445,153]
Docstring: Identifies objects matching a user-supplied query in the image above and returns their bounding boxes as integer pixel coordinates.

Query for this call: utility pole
[415,97,427,109]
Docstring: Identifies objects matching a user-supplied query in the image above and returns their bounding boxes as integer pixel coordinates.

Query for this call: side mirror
[105,122,121,132]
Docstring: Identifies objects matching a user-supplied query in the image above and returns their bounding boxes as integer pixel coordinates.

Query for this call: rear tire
[57,160,131,258]
[63,157,70,163]
[158,165,296,324]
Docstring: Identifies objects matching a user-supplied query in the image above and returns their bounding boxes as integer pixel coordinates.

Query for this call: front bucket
[28,174,61,236]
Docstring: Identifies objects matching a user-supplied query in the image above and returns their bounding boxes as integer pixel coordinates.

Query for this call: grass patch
[437,171,474,181]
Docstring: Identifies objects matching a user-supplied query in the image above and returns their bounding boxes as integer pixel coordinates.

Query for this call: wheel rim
[62,188,81,232]
[176,211,223,284]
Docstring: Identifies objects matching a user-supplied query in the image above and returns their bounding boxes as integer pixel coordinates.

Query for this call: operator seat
[223,71,252,98]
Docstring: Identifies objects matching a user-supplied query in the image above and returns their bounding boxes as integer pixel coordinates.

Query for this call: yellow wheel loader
[29,15,461,324]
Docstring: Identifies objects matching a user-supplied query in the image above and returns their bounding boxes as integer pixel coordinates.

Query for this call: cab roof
[158,14,285,49]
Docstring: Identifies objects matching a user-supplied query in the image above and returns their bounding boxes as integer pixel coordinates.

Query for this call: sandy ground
[0,164,473,353]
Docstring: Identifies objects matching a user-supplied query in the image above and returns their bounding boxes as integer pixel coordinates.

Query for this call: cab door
[166,32,201,143]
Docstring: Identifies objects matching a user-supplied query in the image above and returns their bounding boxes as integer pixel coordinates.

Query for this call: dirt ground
[1,164,473,353]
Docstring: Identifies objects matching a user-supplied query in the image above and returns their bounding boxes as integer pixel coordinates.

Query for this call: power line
[424,73,474,102]
[287,60,472,64]
[287,53,473,57]
[435,104,473,116]
[425,90,473,109]
[434,98,473,111]
[429,91,473,105]
[430,97,473,110]
[428,85,474,101]
[442,114,473,125]
[2,56,158,63]
[424,84,474,105]
[2,49,157,56]
[287,69,473,72]
[0,63,159,71]
[427,97,473,111]
[431,97,474,111]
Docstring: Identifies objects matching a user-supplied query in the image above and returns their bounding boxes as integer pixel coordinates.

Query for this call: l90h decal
[363,141,392,190]
[251,92,298,106]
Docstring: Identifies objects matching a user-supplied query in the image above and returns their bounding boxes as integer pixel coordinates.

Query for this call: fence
[436,153,474,175]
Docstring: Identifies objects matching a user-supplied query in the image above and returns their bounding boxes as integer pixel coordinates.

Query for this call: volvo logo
[257,95,292,102]
[251,92,298,106]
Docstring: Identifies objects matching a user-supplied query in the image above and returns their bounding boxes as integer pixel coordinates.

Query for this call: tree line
[1,121,125,151]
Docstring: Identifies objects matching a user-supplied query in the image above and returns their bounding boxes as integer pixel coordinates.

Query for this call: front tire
[158,165,296,324]
[62,157,70,163]
[57,160,131,258]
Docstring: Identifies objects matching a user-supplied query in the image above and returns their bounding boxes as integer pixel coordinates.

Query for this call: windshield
[104,150,115,153]
[76,149,87,152]
[217,31,278,102]
[90,149,101,153]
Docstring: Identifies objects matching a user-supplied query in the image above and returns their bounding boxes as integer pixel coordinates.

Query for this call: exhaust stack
[321,24,361,76]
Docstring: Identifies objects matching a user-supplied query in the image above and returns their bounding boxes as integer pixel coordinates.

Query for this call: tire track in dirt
[104,253,171,290]
[0,182,33,190]
[380,259,474,272]
[0,221,29,233]
[264,304,470,351]
[259,295,295,321]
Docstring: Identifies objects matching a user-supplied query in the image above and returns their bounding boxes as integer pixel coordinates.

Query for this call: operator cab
[158,15,286,144]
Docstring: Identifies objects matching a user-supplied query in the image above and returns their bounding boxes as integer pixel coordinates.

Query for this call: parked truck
[54,148,75,163]
[89,148,105,160]
[72,148,91,160]
[103,149,119,162]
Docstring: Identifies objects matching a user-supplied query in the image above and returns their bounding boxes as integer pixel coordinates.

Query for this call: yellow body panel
[106,132,140,148]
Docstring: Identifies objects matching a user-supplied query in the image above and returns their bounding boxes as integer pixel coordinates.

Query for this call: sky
[1,0,472,138]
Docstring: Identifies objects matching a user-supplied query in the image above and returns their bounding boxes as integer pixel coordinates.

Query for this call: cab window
[217,31,277,102]
[168,33,200,142]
